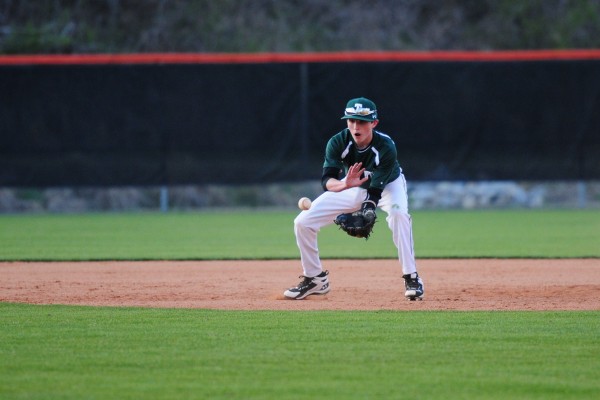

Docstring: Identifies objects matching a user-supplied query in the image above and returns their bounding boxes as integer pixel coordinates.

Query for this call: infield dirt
[1,259,599,311]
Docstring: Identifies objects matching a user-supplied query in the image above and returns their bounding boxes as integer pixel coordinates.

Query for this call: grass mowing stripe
[412,209,600,258]
[1,303,598,400]
[1,209,599,260]
[0,211,300,260]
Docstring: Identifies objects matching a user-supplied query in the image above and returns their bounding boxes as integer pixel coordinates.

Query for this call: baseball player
[284,97,424,300]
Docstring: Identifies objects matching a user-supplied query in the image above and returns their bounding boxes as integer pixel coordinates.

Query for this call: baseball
[298,197,312,210]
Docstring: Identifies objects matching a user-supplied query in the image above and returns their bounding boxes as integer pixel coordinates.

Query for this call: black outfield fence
[1,51,599,187]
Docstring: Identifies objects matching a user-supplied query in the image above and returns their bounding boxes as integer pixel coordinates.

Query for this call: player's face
[346,119,378,149]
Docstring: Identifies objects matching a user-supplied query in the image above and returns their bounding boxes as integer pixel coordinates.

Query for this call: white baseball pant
[294,174,417,277]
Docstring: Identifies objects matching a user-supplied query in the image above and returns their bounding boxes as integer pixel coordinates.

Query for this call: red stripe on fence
[1,50,600,65]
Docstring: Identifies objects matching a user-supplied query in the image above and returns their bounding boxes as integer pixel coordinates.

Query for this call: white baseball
[298,197,312,210]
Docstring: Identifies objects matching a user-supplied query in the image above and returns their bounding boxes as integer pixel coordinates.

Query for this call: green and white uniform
[324,128,401,192]
[294,128,418,278]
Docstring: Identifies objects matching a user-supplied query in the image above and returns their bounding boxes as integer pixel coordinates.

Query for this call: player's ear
[371,120,379,128]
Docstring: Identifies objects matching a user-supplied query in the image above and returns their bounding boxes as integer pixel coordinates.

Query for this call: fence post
[577,181,587,208]
[160,186,169,212]
[300,62,309,166]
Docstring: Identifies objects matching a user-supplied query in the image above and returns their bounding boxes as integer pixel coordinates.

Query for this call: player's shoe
[403,272,424,301]
[284,270,330,300]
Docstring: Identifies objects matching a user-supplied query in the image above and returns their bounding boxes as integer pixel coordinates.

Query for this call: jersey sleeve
[323,132,346,170]
[369,137,401,190]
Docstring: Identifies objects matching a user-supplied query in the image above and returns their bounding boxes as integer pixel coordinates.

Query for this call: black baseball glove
[334,206,377,239]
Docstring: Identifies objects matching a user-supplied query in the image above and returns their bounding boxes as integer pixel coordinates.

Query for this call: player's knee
[385,207,404,219]
[294,213,307,227]
[294,213,312,233]
[294,210,325,234]
[385,207,411,224]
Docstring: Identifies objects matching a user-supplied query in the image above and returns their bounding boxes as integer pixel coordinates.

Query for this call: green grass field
[1,209,599,399]
[1,209,599,260]
[1,304,598,400]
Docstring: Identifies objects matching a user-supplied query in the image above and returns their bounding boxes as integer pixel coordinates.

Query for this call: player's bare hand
[345,162,369,188]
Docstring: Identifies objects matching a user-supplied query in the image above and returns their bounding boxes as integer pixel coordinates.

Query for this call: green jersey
[323,129,402,190]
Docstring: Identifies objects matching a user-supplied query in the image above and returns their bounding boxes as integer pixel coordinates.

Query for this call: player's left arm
[363,146,398,210]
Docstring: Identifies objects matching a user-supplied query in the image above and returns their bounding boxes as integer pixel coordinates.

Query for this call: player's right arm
[321,131,367,192]
[323,162,368,192]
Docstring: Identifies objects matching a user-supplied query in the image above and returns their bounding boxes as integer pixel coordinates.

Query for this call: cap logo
[345,103,375,116]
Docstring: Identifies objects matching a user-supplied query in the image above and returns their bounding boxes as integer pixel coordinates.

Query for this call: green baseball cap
[341,97,378,121]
